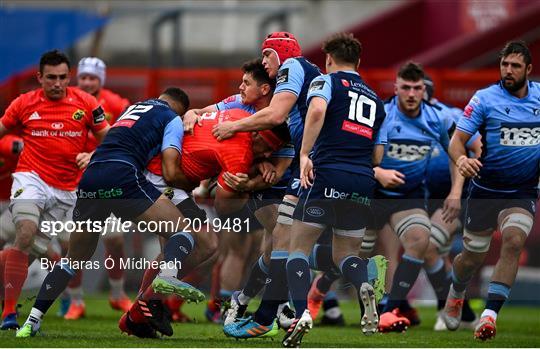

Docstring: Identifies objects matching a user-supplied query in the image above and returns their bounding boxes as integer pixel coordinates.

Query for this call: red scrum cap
[262,32,302,65]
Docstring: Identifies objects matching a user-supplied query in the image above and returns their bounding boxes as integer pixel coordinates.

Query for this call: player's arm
[224,157,293,192]
[92,124,110,144]
[183,104,218,134]
[212,92,297,141]
[161,148,197,191]
[449,130,482,178]
[299,96,327,188]
[372,144,384,166]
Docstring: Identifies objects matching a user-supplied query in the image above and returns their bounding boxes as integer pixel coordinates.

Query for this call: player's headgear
[78,57,107,85]
[262,32,302,65]
[258,122,291,151]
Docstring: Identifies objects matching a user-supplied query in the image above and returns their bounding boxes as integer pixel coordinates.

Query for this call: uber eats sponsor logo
[78,188,123,199]
[387,140,431,161]
[500,122,540,146]
[324,187,371,205]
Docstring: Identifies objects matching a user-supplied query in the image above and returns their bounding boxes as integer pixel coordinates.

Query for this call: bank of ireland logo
[306,206,325,217]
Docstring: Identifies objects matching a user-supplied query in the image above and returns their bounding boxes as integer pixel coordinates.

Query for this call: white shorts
[144,171,189,206]
[10,171,76,240]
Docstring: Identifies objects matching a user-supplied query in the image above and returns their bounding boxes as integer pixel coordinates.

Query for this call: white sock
[68,286,84,303]
[27,308,44,327]
[158,260,178,278]
[325,307,342,319]
[481,309,497,320]
[109,278,125,299]
[237,292,251,305]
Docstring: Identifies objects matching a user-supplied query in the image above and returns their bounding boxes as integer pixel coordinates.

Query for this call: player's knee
[430,222,452,255]
[501,232,526,256]
[403,229,430,255]
[499,212,533,236]
[394,213,431,239]
[276,198,296,226]
[463,230,492,253]
[14,220,39,250]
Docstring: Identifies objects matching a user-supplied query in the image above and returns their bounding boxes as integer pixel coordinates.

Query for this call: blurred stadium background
[1,0,540,306]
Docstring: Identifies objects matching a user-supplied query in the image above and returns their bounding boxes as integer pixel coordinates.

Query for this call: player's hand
[442,192,461,223]
[212,121,236,141]
[257,161,277,184]
[456,156,482,178]
[183,110,202,134]
[374,168,405,188]
[299,154,314,189]
[76,152,92,169]
[223,172,250,192]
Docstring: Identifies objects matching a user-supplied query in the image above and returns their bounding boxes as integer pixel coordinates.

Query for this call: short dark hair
[39,49,70,73]
[499,40,532,66]
[322,32,362,66]
[242,58,275,90]
[397,61,424,82]
[162,87,190,110]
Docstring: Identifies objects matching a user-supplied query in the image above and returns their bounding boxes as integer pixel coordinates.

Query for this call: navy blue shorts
[248,186,286,213]
[464,181,538,232]
[371,186,427,230]
[293,168,374,231]
[73,161,162,222]
[285,165,302,197]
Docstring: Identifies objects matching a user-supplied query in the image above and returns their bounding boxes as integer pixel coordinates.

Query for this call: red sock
[2,248,28,317]
[128,299,150,323]
[68,269,83,288]
[165,295,184,312]
[105,248,124,280]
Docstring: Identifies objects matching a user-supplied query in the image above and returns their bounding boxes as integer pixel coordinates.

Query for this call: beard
[503,75,527,93]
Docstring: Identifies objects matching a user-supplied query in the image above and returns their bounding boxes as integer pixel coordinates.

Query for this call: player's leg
[2,173,48,330]
[474,206,533,340]
[224,203,276,325]
[102,217,132,312]
[379,207,431,333]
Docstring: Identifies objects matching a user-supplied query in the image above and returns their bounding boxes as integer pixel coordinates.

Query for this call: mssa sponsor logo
[323,187,371,205]
[499,122,540,146]
[386,139,431,162]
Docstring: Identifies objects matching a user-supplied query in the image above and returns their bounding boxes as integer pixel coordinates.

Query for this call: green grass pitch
[1,295,539,347]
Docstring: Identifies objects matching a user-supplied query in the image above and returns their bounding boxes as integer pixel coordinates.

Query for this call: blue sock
[425,258,450,310]
[339,255,368,290]
[310,244,338,273]
[485,281,511,314]
[163,232,194,264]
[34,263,75,314]
[242,255,269,298]
[384,254,423,313]
[286,252,310,318]
[253,250,288,326]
